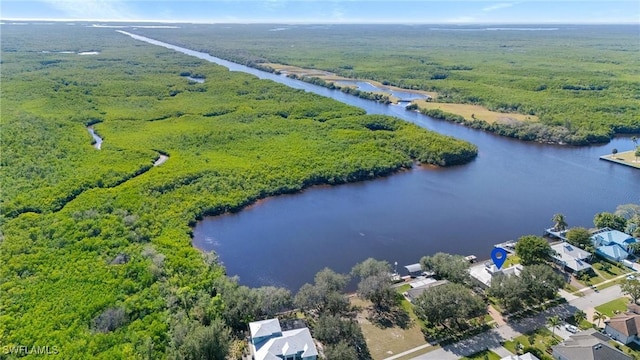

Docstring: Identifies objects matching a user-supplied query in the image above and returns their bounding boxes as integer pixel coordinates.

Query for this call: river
[119,31,640,291]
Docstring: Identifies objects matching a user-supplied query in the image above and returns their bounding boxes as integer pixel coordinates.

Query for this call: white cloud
[41,0,135,20]
[482,2,516,12]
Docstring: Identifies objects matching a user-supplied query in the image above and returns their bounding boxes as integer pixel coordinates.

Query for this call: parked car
[565,324,578,333]
[627,274,636,280]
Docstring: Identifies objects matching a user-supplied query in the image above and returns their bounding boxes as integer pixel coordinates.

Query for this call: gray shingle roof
[551,329,632,360]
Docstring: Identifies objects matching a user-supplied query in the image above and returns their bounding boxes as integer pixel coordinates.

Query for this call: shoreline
[599,151,640,169]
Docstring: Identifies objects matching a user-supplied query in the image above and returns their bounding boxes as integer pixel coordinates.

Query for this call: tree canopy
[413,282,486,329]
[420,252,471,284]
[515,235,554,265]
[594,212,628,232]
[565,227,593,249]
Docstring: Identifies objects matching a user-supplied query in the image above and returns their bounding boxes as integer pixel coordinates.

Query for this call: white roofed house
[469,261,523,288]
[249,318,318,360]
[550,242,593,274]
[404,263,423,277]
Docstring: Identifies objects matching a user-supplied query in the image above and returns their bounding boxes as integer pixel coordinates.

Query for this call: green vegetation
[487,265,564,313]
[0,24,477,358]
[136,24,640,145]
[595,297,630,317]
[460,349,501,360]
[594,211,628,232]
[565,227,593,249]
[622,279,640,304]
[420,252,471,284]
[515,235,554,265]
[503,327,560,360]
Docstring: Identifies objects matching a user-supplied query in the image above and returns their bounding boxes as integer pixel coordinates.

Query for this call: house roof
[409,277,437,288]
[469,262,522,287]
[605,312,640,337]
[551,328,632,360]
[592,229,636,247]
[500,353,540,360]
[596,244,629,261]
[404,263,422,273]
[405,280,448,301]
[551,242,591,261]
[565,258,593,272]
[254,328,318,360]
[249,318,282,339]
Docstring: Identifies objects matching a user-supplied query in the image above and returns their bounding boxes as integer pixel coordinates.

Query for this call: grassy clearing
[503,327,560,360]
[601,150,640,169]
[413,100,538,124]
[265,62,438,101]
[351,297,428,360]
[461,349,502,360]
[595,297,630,317]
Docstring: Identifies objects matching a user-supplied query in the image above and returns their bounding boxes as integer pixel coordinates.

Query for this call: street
[399,284,624,360]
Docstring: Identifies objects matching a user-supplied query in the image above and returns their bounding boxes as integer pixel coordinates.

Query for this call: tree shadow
[367,306,412,329]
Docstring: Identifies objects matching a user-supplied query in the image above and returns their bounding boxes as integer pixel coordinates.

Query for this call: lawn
[503,255,521,268]
[595,297,630,317]
[503,327,561,360]
[592,260,631,280]
[461,349,502,360]
[575,270,606,287]
[352,296,428,360]
[601,150,640,169]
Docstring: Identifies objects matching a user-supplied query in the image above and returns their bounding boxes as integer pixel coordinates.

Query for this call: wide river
[121,31,640,290]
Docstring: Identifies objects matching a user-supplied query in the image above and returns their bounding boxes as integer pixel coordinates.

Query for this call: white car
[627,274,636,280]
[565,324,578,333]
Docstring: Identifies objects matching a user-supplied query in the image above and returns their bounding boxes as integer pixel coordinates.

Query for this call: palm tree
[593,311,606,328]
[547,315,561,337]
[574,310,586,326]
[552,213,568,232]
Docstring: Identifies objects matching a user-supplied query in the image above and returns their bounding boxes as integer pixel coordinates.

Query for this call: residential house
[592,228,637,262]
[605,312,640,345]
[551,328,632,360]
[551,329,633,360]
[404,279,448,303]
[550,242,593,274]
[249,318,318,360]
[404,263,423,277]
[469,262,522,288]
[501,353,540,360]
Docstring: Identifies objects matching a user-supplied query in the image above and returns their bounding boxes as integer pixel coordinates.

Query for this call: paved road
[405,285,624,360]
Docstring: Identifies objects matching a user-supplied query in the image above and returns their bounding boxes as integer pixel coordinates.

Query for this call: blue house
[592,228,637,262]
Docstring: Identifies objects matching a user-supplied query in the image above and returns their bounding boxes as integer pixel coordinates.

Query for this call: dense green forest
[0,24,476,358]
[134,24,640,145]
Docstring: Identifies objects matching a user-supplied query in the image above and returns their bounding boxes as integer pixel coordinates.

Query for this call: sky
[1,0,639,24]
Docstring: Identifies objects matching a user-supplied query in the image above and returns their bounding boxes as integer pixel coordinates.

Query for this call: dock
[494,240,517,254]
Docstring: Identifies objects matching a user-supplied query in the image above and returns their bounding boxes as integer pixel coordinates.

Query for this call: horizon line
[2,18,639,25]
